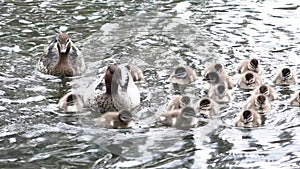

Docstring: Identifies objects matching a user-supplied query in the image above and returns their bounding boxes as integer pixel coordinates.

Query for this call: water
[0,0,300,168]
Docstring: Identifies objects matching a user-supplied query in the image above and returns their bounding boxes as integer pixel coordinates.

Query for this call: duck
[94,110,135,129]
[167,95,191,111]
[169,66,198,85]
[125,64,144,82]
[236,109,262,127]
[38,32,86,77]
[58,92,83,112]
[252,84,278,101]
[290,91,300,106]
[195,98,219,118]
[92,64,140,114]
[203,71,234,89]
[156,106,198,129]
[237,58,262,75]
[208,83,232,103]
[273,68,297,85]
[238,71,262,90]
[245,94,271,113]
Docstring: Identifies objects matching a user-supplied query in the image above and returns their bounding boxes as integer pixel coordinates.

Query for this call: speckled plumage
[92,65,140,114]
[38,33,86,76]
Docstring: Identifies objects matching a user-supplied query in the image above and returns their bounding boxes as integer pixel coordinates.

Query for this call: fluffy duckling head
[180,106,196,119]
[56,33,71,54]
[174,66,188,79]
[214,64,224,73]
[248,58,259,71]
[244,72,255,85]
[199,98,212,110]
[281,68,292,81]
[58,93,83,112]
[242,110,254,124]
[204,71,220,84]
[180,96,191,107]
[119,110,133,122]
[255,95,267,108]
[258,85,269,95]
[216,84,226,97]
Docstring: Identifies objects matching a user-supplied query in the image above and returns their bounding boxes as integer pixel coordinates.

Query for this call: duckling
[252,84,278,101]
[203,63,227,78]
[236,109,261,127]
[92,65,140,114]
[38,33,86,76]
[94,110,134,129]
[156,106,198,129]
[238,71,262,90]
[290,91,300,106]
[208,83,232,103]
[125,64,144,82]
[195,98,219,118]
[203,71,234,89]
[245,94,271,113]
[237,58,262,75]
[167,95,191,111]
[169,66,198,85]
[273,68,297,85]
[58,92,83,112]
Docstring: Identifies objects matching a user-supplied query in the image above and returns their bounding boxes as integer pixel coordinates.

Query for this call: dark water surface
[0,0,300,168]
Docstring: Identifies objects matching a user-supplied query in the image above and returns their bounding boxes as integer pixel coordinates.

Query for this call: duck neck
[106,81,119,95]
[52,50,74,76]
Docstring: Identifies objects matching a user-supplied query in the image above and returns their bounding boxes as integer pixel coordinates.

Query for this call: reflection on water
[0,0,300,168]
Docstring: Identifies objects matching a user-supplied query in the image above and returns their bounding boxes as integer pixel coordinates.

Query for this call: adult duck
[38,33,86,76]
[92,64,140,114]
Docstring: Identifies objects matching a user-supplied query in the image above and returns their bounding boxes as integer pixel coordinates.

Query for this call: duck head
[281,68,292,81]
[242,110,254,124]
[119,110,133,122]
[204,71,220,84]
[56,33,71,54]
[104,65,120,94]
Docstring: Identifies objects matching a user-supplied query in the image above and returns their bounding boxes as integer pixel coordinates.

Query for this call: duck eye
[66,38,70,42]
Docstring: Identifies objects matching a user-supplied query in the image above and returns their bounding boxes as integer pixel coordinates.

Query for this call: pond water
[0,0,300,168]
